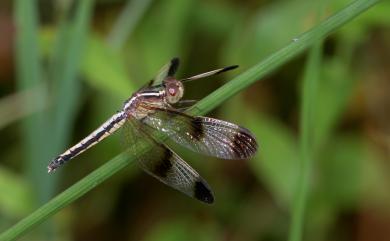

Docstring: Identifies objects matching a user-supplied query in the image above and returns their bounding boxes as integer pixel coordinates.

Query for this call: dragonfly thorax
[123,90,166,120]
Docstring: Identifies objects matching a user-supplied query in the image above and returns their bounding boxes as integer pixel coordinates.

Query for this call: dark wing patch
[194,179,214,204]
[142,108,258,160]
[127,118,214,204]
[190,116,205,141]
[180,65,238,83]
[153,148,173,178]
[148,58,180,87]
[167,57,180,77]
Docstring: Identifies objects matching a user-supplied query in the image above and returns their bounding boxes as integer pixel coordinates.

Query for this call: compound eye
[164,80,183,104]
[168,87,176,96]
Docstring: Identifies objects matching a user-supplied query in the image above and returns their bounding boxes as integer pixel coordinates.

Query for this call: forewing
[148,58,180,87]
[142,108,258,160]
[180,65,238,83]
[121,119,139,157]
[126,118,214,204]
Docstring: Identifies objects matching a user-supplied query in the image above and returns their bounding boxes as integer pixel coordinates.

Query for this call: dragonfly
[48,58,258,204]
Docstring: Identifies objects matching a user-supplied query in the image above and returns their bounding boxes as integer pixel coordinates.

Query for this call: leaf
[223,0,315,67]
[144,219,217,241]
[249,113,299,207]
[313,57,356,149]
[316,134,390,208]
[82,35,136,98]
[127,0,196,82]
[0,167,33,219]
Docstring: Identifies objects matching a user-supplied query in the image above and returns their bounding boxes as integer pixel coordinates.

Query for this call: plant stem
[193,0,381,115]
[288,41,322,241]
[0,0,380,240]
[0,152,130,241]
[107,0,154,50]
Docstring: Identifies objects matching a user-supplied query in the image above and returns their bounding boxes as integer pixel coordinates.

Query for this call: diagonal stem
[0,0,380,240]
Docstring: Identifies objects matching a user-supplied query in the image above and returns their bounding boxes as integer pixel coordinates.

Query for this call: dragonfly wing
[127,118,214,204]
[147,58,180,87]
[180,65,238,83]
[142,108,258,160]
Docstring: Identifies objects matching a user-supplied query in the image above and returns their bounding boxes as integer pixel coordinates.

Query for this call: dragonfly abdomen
[47,112,126,173]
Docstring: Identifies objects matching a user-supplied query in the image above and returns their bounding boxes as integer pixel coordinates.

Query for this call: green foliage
[0,168,32,221]
[14,0,48,205]
[0,0,388,240]
[248,114,299,206]
[10,0,93,240]
[144,219,218,241]
[83,35,135,98]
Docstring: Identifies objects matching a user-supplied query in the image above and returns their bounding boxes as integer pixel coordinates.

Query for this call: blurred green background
[0,0,389,240]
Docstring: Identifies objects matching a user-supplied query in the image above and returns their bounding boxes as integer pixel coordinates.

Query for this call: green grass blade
[0,151,130,241]
[50,0,94,159]
[0,0,380,240]
[192,0,381,116]
[107,0,154,50]
[288,41,322,241]
[288,2,326,240]
[0,87,47,130]
[14,0,49,205]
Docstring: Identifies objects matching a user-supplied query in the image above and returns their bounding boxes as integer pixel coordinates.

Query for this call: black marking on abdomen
[48,113,125,172]
[63,124,112,160]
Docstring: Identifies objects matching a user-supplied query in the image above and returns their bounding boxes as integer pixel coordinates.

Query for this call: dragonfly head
[164,77,184,104]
